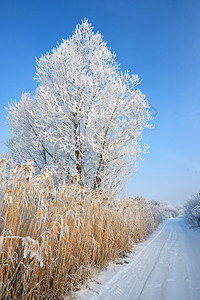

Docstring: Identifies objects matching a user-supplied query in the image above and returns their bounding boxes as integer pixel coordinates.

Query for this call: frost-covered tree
[6,20,152,197]
[184,193,200,227]
[151,200,178,219]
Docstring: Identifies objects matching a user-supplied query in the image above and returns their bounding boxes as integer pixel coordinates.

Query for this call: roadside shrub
[184,193,200,227]
[151,200,179,219]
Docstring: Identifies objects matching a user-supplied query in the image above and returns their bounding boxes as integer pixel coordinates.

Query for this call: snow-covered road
[75,217,200,300]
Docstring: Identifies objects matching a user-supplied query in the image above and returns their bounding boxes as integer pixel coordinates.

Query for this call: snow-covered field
[72,217,200,300]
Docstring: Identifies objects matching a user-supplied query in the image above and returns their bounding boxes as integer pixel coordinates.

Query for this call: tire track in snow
[73,217,200,300]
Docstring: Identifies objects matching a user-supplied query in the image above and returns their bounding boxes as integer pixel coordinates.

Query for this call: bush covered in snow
[175,203,184,216]
[184,193,200,227]
[150,200,179,220]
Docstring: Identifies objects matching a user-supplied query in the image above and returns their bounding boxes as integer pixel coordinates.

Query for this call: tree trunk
[74,121,82,185]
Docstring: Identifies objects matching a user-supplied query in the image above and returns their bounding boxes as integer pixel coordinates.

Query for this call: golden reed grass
[0,159,160,299]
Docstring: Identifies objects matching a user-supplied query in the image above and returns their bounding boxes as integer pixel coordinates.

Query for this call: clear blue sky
[0,0,199,205]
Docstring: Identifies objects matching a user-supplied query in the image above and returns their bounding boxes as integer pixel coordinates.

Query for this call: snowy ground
[69,217,200,300]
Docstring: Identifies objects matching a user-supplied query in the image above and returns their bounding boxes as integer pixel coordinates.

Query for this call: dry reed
[0,159,160,299]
